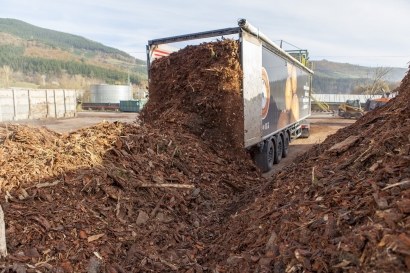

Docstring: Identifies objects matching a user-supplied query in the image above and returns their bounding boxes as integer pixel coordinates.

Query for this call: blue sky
[1,0,409,68]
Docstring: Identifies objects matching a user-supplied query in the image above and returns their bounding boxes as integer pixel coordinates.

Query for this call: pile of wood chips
[1,120,261,272]
[1,37,409,273]
[141,39,245,156]
[201,64,410,272]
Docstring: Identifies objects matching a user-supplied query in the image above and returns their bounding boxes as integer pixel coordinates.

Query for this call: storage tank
[90,84,132,103]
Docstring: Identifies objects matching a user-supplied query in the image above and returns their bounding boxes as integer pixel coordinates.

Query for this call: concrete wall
[0,88,77,122]
[311,103,339,111]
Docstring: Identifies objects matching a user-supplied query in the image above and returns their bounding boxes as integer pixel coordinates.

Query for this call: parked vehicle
[338,99,364,119]
[364,90,392,111]
[146,19,313,172]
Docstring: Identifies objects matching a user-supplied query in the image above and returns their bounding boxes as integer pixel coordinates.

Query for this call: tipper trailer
[147,19,313,172]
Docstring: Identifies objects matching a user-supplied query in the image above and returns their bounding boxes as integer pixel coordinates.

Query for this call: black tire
[282,132,289,158]
[344,112,351,119]
[253,140,274,172]
[274,136,283,164]
[354,112,363,119]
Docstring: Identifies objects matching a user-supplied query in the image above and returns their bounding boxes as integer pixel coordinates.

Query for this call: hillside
[0,18,147,90]
[0,18,406,95]
[0,18,131,58]
[312,60,407,94]
[313,59,407,81]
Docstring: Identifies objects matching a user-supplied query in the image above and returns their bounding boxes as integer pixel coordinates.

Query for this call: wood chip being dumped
[2,39,409,272]
[0,41,261,273]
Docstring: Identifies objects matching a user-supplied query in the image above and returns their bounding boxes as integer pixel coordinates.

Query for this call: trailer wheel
[274,136,283,164]
[282,133,289,158]
[253,140,274,172]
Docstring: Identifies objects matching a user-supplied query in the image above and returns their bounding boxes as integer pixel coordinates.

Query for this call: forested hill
[311,60,408,94]
[313,60,407,82]
[0,18,147,89]
[0,18,130,59]
[0,18,406,94]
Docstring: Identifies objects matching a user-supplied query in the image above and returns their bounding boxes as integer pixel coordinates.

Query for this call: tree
[2,65,13,88]
[59,74,67,88]
[351,85,366,95]
[388,82,400,92]
[365,67,393,97]
[351,82,390,95]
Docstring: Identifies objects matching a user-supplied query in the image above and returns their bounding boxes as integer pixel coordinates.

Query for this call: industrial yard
[0,10,410,273]
[0,30,409,273]
[5,111,139,133]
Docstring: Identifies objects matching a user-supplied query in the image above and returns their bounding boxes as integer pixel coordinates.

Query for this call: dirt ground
[3,111,139,133]
[263,113,356,179]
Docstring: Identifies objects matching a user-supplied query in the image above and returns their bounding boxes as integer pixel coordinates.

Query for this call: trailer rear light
[302,125,308,129]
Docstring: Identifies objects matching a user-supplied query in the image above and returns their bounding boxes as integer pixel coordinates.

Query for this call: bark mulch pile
[2,36,409,273]
[1,121,260,272]
[0,39,262,272]
[201,65,410,272]
[141,39,244,156]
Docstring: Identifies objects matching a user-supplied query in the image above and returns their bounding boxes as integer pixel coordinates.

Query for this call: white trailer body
[147,19,313,172]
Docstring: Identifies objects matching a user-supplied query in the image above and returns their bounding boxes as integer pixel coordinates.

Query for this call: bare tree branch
[368,66,393,97]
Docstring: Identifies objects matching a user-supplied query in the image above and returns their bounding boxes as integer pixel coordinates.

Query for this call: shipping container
[119,100,148,112]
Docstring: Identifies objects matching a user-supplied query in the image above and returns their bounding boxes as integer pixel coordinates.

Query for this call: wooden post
[0,205,7,258]
[54,90,57,118]
[28,89,32,119]
[63,89,67,117]
[12,89,17,120]
[45,89,49,118]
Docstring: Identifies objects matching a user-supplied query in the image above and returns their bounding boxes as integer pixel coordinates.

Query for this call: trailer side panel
[261,46,311,139]
[242,31,263,148]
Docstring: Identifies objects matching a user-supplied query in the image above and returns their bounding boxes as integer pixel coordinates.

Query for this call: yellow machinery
[338,99,364,119]
[286,49,311,67]
[310,89,330,111]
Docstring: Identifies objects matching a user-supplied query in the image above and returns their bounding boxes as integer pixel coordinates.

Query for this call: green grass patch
[12,81,39,88]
